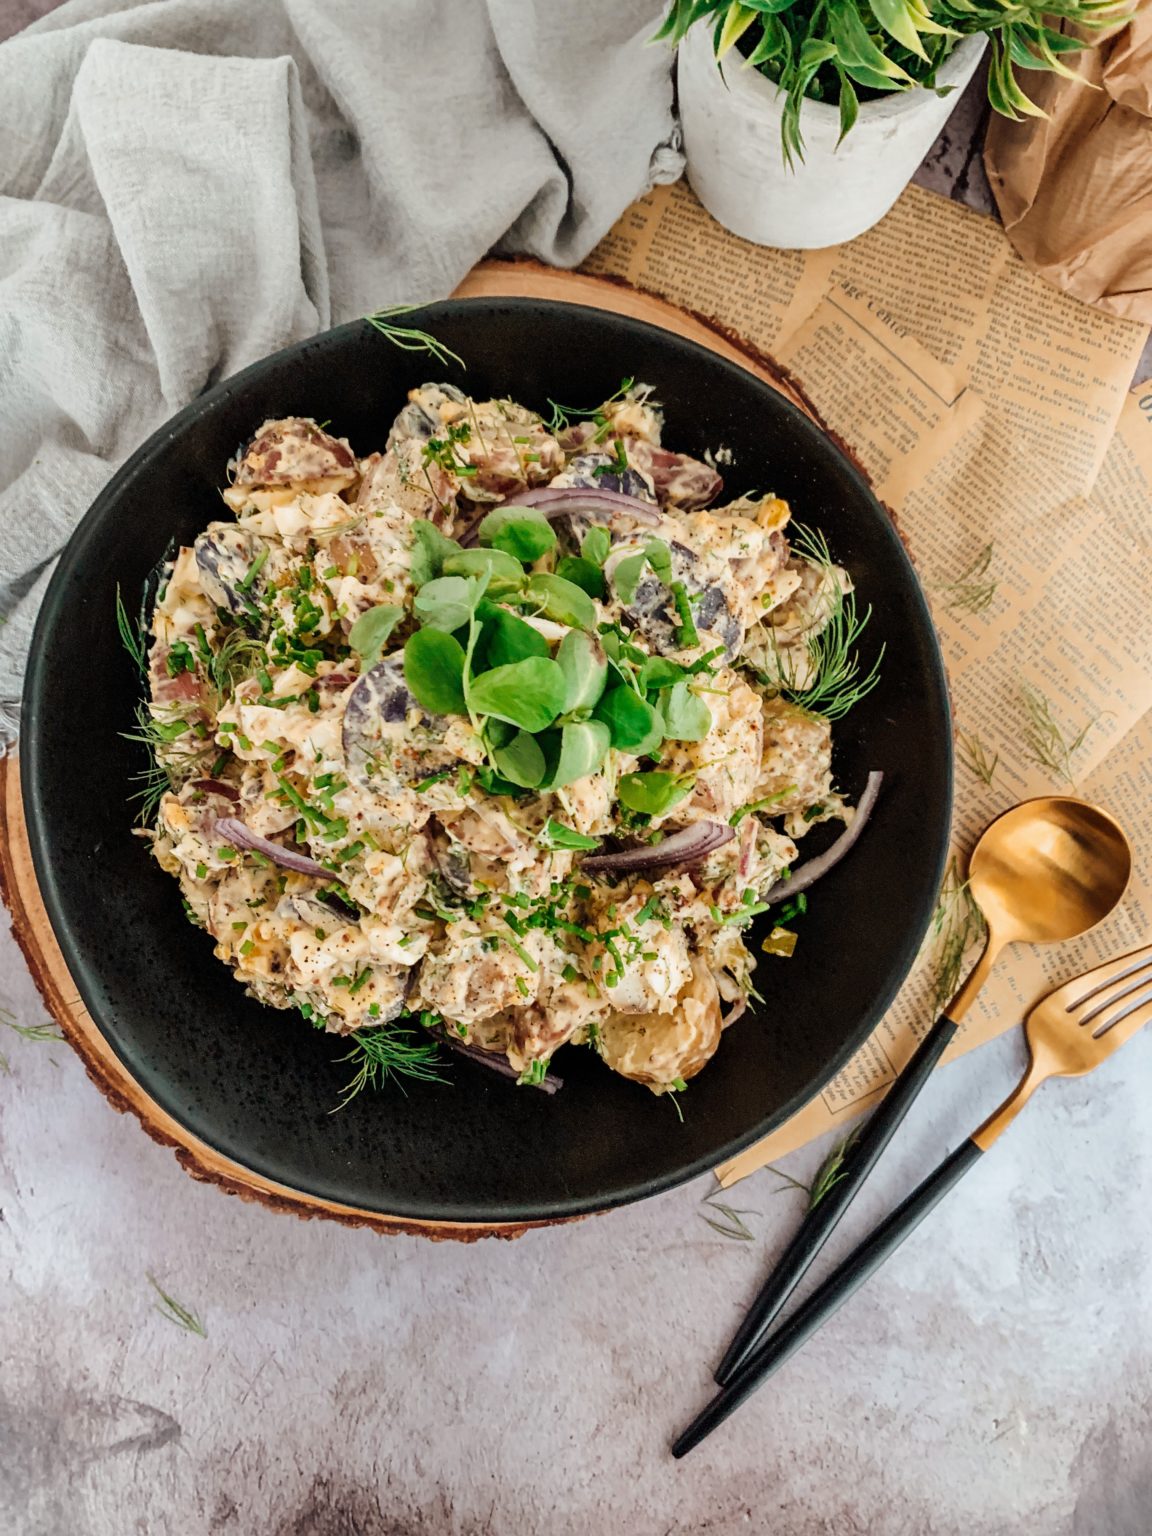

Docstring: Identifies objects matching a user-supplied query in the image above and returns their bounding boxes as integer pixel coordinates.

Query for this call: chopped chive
[671,581,698,647]
[236,547,269,593]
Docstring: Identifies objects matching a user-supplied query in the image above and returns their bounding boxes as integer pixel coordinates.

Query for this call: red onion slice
[581,820,734,875]
[430,1027,561,1094]
[502,485,663,526]
[457,484,664,547]
[215,816,329,879]
[721,995,747,1030]
[766,771,883,904]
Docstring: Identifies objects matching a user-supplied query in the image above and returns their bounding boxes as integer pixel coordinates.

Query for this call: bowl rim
[21,296,954,1223]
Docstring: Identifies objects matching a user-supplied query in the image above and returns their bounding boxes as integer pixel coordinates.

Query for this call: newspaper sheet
[581,181,1151,1177]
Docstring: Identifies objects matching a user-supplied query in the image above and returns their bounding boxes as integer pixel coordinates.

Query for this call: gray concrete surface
[4,907,1152,1534]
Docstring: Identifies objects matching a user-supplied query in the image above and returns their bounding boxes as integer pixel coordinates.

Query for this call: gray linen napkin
[0,0,681,738]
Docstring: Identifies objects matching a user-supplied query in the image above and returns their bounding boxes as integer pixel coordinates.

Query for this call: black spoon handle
[674,1136,984,1458]
[715,1012,960,1386]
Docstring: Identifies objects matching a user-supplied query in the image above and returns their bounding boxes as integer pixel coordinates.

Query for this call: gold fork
[672,941,1152,1457]
[972,941,1152,1148]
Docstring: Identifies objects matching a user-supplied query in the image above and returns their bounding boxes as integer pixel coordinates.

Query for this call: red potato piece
[627,441,722,510]
[355,445,456,525]
[233,418,357,488]
[152,668,204,706]
[466,412,563,499]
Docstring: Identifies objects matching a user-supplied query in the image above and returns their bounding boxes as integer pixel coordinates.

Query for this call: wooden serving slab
[0,262,815,1242]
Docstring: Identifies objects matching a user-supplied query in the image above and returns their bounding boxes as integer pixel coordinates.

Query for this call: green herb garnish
[539,819,602,851]
[116,585,149,675]
[581,526,611,567]
[593,685,663,755]
[1019,684,1100,788]
[617,770,694,817]
[236,546,268,594]
[956,728,1000,787]
[332,1023,447,1109]
[520,572,598,631]
[365,306,465,370]
[402,629,468,717]
[467,656,567,733]
[348,604,404,669]
[592,437,630,478]
[147,1273,207,1337]
[409,519,461,588]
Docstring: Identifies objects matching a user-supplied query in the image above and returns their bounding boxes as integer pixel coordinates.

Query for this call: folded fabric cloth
[0,0,681,738]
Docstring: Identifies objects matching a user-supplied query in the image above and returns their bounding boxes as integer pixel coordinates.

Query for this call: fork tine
[1089,993,1152,1046]
[1065,945,1152,1016]
[1078,965,1152,1028]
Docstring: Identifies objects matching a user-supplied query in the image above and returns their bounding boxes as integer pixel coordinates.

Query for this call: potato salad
[138,380,877,1099]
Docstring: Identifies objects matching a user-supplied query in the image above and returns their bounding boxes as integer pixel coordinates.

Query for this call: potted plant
[660,0,1123,248]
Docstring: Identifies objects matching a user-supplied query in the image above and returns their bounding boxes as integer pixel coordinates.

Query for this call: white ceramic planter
[679,26,987,249]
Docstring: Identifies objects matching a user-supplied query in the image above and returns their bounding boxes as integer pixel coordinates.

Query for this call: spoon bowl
[969,797,1132,946]
[949,796,1132,1021]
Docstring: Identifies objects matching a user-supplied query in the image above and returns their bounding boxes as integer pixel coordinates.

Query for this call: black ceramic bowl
[22,299,951,1225]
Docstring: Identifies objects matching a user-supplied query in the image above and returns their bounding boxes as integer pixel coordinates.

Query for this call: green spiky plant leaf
[654,0,1128,162]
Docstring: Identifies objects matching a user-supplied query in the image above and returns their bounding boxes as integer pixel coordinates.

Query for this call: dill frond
[1,1009,62,1045]
[938,543,997,615]
[147,1274,206,1337]
[365,306,464,371]
[116,585,149,675]
[207,627,264,705]
[927,855,986,1014]
[699,1197,758,1241]
[956,728,1000,787]
[773,525,883,721]
[808,1129,860,1210]
[330,1025,447,1111]
[122,701,214,824]
[761,1162,811,1198]
[1020,685,1100,787]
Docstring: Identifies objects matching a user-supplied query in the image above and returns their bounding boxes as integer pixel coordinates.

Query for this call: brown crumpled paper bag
[984,11,1152,323]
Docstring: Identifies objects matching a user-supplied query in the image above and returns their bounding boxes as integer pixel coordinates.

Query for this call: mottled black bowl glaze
[22,300,951,1225]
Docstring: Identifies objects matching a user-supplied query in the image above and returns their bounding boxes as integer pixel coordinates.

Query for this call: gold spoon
[714,795,1132,1387]
[948,795,1131,1023]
